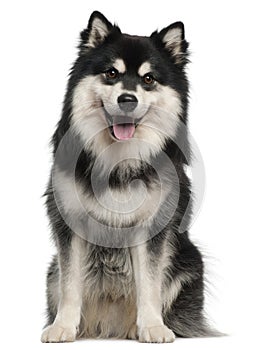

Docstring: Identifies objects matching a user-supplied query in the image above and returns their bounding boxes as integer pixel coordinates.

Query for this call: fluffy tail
[164,311,225,338]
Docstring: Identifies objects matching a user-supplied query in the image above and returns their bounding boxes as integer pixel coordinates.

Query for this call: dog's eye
[105,68,118,80]
[143,74,154,85]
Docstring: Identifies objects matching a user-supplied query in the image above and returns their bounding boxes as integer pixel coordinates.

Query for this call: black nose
[117,94,138,112]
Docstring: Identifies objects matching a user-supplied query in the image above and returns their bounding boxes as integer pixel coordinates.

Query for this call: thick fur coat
[41,11,216,343]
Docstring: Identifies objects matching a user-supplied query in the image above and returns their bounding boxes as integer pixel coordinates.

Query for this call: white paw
[138,325,175,343]
[41,324,77,343]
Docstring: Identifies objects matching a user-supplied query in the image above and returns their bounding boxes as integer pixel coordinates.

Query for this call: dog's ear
[80,11,117,49]
[151,22,189,66]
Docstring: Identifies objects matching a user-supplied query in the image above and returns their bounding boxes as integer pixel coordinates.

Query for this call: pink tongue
[113,123,135,140]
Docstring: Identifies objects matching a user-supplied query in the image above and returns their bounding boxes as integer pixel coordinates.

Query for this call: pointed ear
[80,11,115,49]
[152,22,189,66]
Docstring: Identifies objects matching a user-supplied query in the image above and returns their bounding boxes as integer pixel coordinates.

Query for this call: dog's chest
[84,246,134,300]
[81,181,164,229]
[56,168,163,228]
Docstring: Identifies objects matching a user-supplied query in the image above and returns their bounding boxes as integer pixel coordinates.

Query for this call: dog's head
[69,11,189,161]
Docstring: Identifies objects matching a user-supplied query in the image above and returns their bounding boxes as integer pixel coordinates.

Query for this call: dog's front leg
[131,242,175,343]
[41,234,85,343]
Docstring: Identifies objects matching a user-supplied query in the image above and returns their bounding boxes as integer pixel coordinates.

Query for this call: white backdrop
[0,0,259,349]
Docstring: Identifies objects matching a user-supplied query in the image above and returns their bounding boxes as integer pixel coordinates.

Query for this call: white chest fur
[53,167,168,228]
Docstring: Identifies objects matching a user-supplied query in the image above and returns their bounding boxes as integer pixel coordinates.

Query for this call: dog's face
[70,11,189,162]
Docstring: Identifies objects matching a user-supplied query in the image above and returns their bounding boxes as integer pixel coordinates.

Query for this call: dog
[41,11,217,343]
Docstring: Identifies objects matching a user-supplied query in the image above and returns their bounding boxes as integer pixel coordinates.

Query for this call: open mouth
[111,122,135,140]
[105,112,141,141]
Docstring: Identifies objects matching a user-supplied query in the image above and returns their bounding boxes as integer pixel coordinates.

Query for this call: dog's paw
[138,325,175,343]
[127,324,138,340]
[41,324,77,343]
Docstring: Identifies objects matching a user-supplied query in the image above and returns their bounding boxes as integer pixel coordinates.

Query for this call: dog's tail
[173,322,225,338]
[164,310,225,338]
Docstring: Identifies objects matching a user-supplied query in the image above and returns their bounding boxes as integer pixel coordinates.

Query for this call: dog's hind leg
[162,234,221,338]
[44,255,59,327]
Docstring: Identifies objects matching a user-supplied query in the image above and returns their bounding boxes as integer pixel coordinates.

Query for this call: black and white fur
[41,11,217,343]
